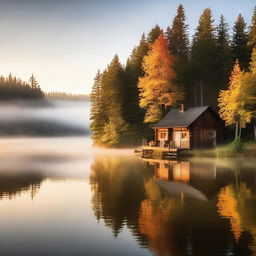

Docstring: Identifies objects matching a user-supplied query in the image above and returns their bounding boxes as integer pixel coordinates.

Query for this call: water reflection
[90,156,256,256]
[1,137,256,256]
[0,173,42,200]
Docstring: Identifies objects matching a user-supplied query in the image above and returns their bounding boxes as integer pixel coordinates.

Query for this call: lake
[0,100,256,256]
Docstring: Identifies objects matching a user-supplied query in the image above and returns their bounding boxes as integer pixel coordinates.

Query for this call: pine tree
[90,70,104,142]
[248,7,256,49]
[30,74,39,89]
[147,25,163,44]
[167,4,189,108]
[98,55,129,146]
[190,8,219,108]
[124,34,149,139]
[216,15,232,89]
[218,60,251,139]
[231,14,250,70]
[138,33,180,123]
[167,4,189,57]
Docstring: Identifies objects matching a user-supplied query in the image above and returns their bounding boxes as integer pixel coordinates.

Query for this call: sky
[0,0,255,94]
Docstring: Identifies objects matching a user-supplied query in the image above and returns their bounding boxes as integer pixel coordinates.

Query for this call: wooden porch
[142,145,179,159]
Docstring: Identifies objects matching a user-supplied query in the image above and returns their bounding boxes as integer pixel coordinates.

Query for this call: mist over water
[0,99,90,136]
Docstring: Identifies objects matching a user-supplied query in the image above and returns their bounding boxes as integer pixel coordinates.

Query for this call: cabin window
[204,130,216,138]
[159,132,168,139]
[181,132,188,139]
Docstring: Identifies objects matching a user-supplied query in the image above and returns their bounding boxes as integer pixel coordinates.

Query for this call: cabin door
[173,132,181,148]
[173,131,189,148]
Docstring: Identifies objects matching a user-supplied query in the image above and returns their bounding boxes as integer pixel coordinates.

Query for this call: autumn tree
[218,60,251,139]
[138,33,180,123]
[231,14,250,70]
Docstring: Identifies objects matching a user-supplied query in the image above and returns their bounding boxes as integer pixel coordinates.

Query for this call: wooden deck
[142,146,179,159]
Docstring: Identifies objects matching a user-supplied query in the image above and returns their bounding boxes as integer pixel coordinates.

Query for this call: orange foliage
[138,33,180,123]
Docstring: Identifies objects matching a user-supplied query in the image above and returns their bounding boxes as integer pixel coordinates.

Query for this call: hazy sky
[0,0,254,94]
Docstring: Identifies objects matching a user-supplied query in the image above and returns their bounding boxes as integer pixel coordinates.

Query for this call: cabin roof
[152,106,210,128]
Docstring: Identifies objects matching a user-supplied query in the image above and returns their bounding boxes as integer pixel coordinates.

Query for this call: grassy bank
[181,140,256,158]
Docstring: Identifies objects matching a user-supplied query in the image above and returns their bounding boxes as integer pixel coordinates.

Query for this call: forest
[0,73,43,100]
[90,5,256,147]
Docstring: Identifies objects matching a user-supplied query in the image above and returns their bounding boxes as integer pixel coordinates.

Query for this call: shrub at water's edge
[181,140,256,158]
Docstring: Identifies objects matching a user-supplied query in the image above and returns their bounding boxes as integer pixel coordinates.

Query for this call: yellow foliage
[217,185,242,241]
[218,60,251,129]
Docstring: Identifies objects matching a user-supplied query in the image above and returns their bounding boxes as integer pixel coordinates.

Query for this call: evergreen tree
[138,33,180,123]
[216,15,232,89]
[231,14,250,70]
[29,74,39,89]
[190,8,219,108]
[90,70,104,142]
[124,34,150,141]
[167,4,189,57]
[98,55,129,146]
[0,73,44,100]
[167,4,189,107]
[248,7,256,49]
[29,74,43,98]
[147,25,163,44]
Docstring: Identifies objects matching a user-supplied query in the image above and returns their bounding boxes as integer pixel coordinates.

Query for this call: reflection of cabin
[152,105,223,149]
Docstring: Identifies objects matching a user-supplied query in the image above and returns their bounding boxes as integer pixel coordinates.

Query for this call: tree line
[0,73,43,100]
[90,5,256,146]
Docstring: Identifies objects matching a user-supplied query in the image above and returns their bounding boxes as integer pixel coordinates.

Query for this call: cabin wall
[190,109,224,149]
[155,128,190,149]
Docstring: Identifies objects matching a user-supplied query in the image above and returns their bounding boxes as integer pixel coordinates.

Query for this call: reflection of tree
[139,179,181,255]
[0,173,42,200]
[217,183,256,255]
[90,155,151,238]
[90,155,256,255]
[217,185,242,241]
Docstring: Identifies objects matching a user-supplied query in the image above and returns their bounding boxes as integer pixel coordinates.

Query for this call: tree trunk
[235,122,239,139]
[254,123,256,140]
[239,124,242,139]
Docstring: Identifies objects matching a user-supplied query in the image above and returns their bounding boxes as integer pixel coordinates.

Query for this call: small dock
[142,146,179,159]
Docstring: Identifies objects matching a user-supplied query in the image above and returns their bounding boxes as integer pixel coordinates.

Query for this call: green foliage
[231,14,250,70]
[147,25,162,44]
[189,8,220,108]
[90,55,131,147]
[231,138,245,152]
[0,73,43,100]
[124,34,149,126]
[167,4,189,106]
[248,7,256,49]
[167,4,189,58]
[216,15,232,88]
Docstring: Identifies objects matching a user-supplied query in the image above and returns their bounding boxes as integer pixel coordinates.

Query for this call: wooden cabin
[151,105,223,150]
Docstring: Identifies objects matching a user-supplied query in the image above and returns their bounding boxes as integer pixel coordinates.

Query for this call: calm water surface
[0,102,256,256]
